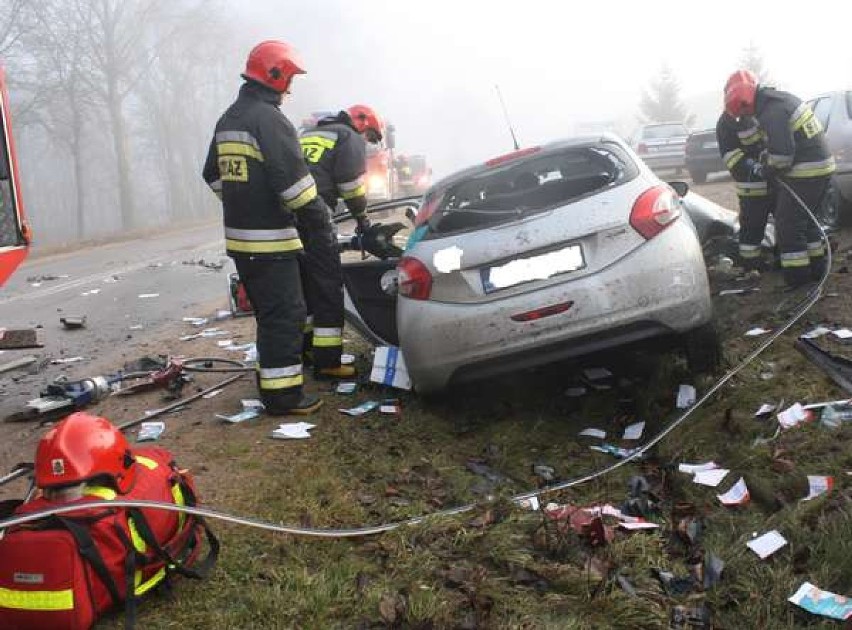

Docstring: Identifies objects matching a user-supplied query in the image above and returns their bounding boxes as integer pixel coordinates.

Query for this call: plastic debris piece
[619,521,659,530]
[831,328,852,340]
[80,289,101,296]
[341,353,355,365]
[241,399,264,411]
[380,401,401,415]
[677,384,696,409]
[745,327,771,337]
[50,356,85,364]
[747,530,787,559]
[622,421,645,440]
[801,475,833,501]
[678,461,718,474]
[270,422,315,440]
[777,403,814,429]
[564,386,587,397]
[215,310,232,320]
[788,582,852,620]
[370,346,411,390]
[336,382,358,395]
[754,403,776,417]
[60,316,86,329]
[693,468,730,487]
[201,389,223,399]
[515,496,540,511]
[137,293,159,299]
[719,287,759,296]
[216,408,261,423]
[589,443,641,459]
[216,340,233,348]
[129,325,144,330]
[717,478,749,506]
[801,326,831,339]
[182,317,208,326]
[578,428,606,439]
[339,400,380,416]
[137,421,165,442]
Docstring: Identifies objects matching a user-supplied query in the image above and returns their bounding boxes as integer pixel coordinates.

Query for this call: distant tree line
[1,0,245,247]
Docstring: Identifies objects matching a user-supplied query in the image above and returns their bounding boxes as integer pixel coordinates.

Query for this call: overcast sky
[234,0,852,178]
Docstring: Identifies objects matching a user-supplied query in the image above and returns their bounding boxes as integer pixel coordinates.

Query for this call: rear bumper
[685,154,725,174]
[399,221,713,393]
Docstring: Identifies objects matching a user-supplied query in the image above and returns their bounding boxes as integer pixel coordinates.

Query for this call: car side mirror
[668,181,689,198]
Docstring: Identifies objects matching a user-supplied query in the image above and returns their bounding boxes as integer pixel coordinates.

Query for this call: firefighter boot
[265,393,324,416]
[315,365,356,380]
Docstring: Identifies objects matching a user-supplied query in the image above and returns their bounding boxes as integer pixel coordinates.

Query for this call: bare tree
[639,64,693,125]
[739,42,773,85]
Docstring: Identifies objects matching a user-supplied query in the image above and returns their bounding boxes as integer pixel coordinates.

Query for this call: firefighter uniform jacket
[754,87,835,179]
[716,113,768,198]
[299,112,368,219]
[202,82,328,259]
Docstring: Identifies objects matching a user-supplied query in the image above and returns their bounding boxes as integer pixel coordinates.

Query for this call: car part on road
[0,327,44,349]
[794,337,852,396]
[0,354,36,374]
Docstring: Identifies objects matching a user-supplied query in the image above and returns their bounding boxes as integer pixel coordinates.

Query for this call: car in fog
[631,122,689,174]
[807,90,852,228]
[684,128,726,183]
[341,134,721,394]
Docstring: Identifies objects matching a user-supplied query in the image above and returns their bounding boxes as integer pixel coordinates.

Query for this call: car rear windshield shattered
[429,144,633,234]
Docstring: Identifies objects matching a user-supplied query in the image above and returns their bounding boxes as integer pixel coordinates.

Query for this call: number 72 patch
[219,156,248,182]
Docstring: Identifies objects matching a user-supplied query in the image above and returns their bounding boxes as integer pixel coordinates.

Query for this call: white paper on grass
[745,327,771,337]
[271,422,316,440]
[678,461,718,474]
[778,403,811,429]
[717,478,749,505]
[578,428,607,439]
[746,530,788,559]
[802,475,833,501]
[619,521,660,530]
[370,347,412,390]
[754,403,777,416]
[583,367,612,381]
[216,340,233,347]
[341,353,355,365]
[623,422,645,440]
[201,389,223,399]
[801,326,831,339]
[831,328,852,339]
[693,468,730,487]
[677,384,697,409]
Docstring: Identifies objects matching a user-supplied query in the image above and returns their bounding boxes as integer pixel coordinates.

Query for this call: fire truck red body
[0,64,29,287]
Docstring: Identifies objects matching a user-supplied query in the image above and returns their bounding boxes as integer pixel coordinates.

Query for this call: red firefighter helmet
[35,412,136,494]
[242,40,306,94]
[724,69,758,118]
[347,104,383,142]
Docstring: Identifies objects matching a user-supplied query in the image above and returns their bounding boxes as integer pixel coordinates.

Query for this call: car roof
[429,132,629,192]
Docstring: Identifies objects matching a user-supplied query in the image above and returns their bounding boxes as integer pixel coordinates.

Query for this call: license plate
[481,244,585,294]
[702,141,718,149]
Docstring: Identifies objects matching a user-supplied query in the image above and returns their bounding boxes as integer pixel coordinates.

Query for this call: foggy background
[3,0,851,249]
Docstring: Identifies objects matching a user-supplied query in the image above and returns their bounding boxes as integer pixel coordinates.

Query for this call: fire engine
[0,65,29,287]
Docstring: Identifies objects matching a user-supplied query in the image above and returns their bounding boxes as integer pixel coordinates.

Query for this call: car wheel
[689,169,707,184]
[818,180,843,230]
[684,322,721,375]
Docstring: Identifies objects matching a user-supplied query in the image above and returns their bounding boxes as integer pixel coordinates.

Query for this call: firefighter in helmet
[203,40,332,414]
[297,104,386,377]
[723,69,834,287]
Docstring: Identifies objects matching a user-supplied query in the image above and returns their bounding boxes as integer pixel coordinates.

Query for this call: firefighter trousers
[775,176,829,287]
[233,256,306,411]
[297,206,345,369]
[737,190,774,270]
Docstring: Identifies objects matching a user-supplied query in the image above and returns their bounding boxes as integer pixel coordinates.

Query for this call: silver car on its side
[342,134,719,394]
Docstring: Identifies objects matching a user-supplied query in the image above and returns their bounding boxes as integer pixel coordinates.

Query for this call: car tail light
[629,185,681,240]
[485,146,541,167]
[397,256,432,300]
[510,300,574,322]
[637,142,648,154]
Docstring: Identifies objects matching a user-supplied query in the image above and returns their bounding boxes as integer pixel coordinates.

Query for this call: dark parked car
[807,91,852,228]
[685,129,725,184]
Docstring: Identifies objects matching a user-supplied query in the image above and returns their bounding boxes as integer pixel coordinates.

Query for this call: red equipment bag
[0,447,218,630]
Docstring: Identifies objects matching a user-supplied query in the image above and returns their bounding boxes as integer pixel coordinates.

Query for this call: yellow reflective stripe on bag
[0,586,74,611]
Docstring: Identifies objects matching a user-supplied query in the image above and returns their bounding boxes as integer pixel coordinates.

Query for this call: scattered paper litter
[336,382,358,394]
[578,428,607,439]
[777,403,813,429]
[801,326,831,339]
[717,478,749,506]
[80,289,101,296]
[215,309,232,320]
[831,328,852,340]
[678,461,719,474]
[564,386,587,397]
[622,421,645,440]
[341,353,355,365]
[788,582,852,620]
[380,403,401,415]
[745,327,771,337]
[719,287,760,296]
[693,468,730,487]
[216,409,261,423]
[802,475,833,502]
[590,444,641,459]
[179,333,201,341]
[747,530,788,559]
[182,317,209,326]
[129,324,144,330]
[583,367,612,380]
[270,422,316,440]
[224,342,254,352]
[137,421,165,442]
[201,389,223,399]
[515,496,540,511]
[676,384,696,409]
[619,521,660,531]
[241,399,264,411]
[370,346,411,390]
[754,403,777,417]
[138,293,160,299]
[216,340,233,348]
[50,356,85,364]
[339,401,380,417]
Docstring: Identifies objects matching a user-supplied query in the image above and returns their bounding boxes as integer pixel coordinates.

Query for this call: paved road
[0,222,231,415]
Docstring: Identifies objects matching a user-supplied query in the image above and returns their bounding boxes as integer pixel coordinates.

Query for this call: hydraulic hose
[0,180,830,537]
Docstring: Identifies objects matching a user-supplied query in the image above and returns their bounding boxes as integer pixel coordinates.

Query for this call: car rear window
[427,143,636,235]
[642,124,688,139]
